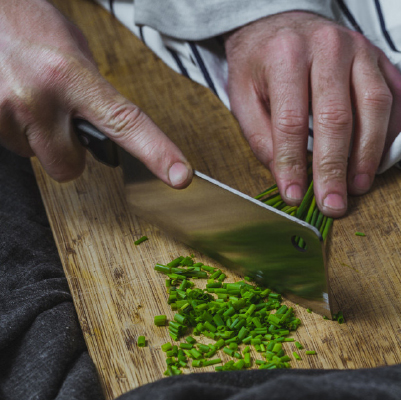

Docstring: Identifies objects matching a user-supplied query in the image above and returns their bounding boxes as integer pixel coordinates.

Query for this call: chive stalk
[134,236,148,245]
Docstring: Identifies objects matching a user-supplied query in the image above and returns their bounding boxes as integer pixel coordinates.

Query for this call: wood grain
[32,1,401,399]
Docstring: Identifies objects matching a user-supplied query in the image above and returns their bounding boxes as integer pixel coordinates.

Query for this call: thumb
[71,71,193,189]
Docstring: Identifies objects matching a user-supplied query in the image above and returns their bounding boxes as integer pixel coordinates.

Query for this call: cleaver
[74,119,335,317]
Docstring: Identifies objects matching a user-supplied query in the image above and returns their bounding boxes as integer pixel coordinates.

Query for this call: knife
[74,119,335,317]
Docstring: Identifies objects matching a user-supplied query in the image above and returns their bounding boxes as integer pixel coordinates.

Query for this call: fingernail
[323,193,346,211]
[353,174,371,192]
[168,162,190,187]
[285,184,303,201]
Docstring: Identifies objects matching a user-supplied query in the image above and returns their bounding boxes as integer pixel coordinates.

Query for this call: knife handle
[73,119,120,167]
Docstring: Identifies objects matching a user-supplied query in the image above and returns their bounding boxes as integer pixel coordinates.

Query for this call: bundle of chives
[256,179,334,246]
[154,255,319,376]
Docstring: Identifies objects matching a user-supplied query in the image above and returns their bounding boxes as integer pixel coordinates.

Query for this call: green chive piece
[355,231,366,237]
[154,315,167,326]
[333,311,345,324]
[244,352,251,368]
[186,336,196,344]
[192,360,203,367]
[295,342,303,350]
[203,358,222,366]
[293,351,302,361]
[254,184,278,200]
[322,218,334,240]
[134,236,148,245]
[161,342,172,352]
[295,181,314,220]
[179,343,193,350]
[137,336,146,347]
[305,351,317,355]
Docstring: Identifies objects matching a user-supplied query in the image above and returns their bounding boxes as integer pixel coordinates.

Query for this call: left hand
[224,11,401,218]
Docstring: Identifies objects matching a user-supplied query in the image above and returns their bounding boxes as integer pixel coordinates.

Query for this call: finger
[378,54,401,155]
[312,41,353,218]
[26,113,86,182]
[71,72,192,189]
[228,77,275,178]
[269,39,309,205]
[348,51,392,196]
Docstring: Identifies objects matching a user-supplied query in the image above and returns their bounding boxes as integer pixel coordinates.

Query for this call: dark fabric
[119,367,401,400]
[0,148,104,400]
[1,145,401,400]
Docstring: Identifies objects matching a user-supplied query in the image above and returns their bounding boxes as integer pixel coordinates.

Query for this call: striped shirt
[96,0,401,172]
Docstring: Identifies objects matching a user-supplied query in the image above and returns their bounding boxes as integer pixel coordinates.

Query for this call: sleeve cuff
[134,0,335,40]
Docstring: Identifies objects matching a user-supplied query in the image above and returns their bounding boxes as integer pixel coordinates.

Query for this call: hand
[0,0,192,188]
[225,11,401,217]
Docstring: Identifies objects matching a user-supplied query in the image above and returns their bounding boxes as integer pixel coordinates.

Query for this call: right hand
[0,0,192,188]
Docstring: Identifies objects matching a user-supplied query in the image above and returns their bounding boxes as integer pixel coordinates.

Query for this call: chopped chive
[186,336,196,344]
[161,342,172,352]
[333,311,345,324]
[203,358,222,366]
[154,315,167,326]
[154,255,308,375]
[134,236,148,245]
[293,351,302,361]
[192,360,203,367]
[305,351,316,355]
[295,342,303,350]
[179,343,193,349]
[355,232,366,237]
[137,336,146,347]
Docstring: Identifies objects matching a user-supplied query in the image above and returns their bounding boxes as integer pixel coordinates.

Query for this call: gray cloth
[0,148,104,400]
[134,0,335,40]
[121,368,401,400]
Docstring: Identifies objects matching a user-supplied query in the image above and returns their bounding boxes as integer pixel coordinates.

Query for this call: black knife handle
[73,119,120,167]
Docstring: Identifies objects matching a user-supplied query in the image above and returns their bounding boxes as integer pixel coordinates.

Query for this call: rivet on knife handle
[73,118,120,167]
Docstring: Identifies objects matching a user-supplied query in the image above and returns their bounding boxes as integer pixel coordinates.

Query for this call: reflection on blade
[120,152,334,316]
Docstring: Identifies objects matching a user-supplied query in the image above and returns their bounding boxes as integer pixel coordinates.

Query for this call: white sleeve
[134,0,336,40]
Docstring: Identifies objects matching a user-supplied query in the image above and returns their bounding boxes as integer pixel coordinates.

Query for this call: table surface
[32,1,401,399]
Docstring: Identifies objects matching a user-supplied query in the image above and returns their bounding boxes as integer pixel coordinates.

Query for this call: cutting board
[32,1,401,399]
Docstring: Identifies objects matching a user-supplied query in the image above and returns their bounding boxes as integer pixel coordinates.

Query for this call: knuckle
[362,86,392,111]
[269,32,303,56]
[274,110,306,136]
[317,104,352,133]
[40,52,77,85]
[105,103,145,141]
[274,153,307,176]
[349,30,369,47]
[267,34,304,70]
[318,158,347,183]
[314,25,343,54]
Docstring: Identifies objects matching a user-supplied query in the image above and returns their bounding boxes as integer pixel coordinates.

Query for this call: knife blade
[74,119,335,316]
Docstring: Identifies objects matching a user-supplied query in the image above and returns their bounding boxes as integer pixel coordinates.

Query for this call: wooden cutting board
[32,1,401,399]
